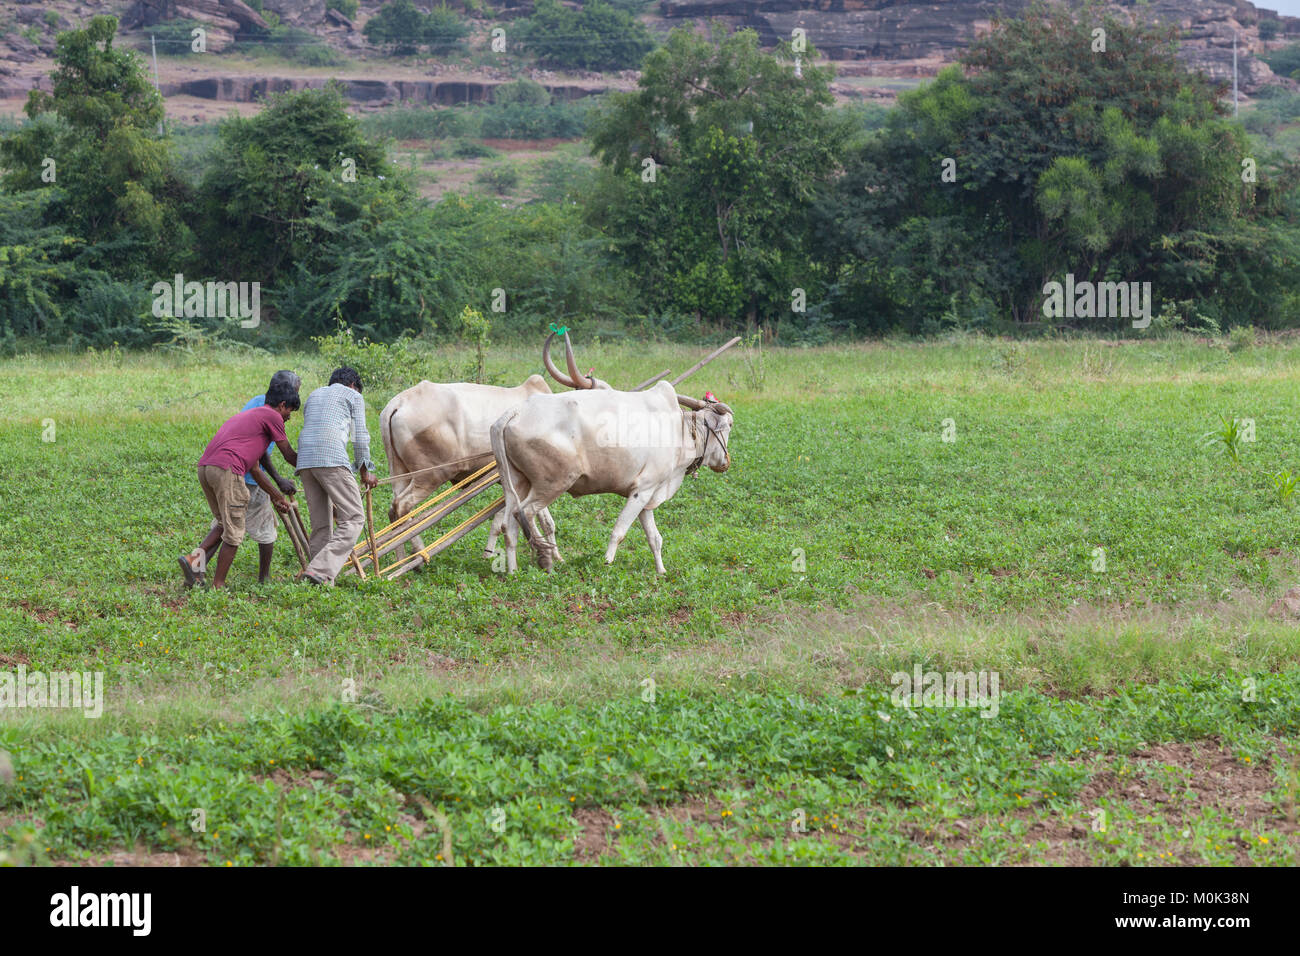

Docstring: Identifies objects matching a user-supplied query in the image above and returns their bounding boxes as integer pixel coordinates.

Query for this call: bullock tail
[379,399,409,522]
[490,409,539,546]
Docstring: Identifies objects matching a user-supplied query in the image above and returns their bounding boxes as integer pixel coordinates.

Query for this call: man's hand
[273,496,291,514]
[361,470,379,490]
[277,478,296,496]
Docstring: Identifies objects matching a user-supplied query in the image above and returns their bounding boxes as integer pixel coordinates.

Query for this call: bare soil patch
[969,739,1295,865]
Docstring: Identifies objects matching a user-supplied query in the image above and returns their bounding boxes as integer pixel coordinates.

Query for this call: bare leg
[639,509,666,575]
[211,542,238,588]
[200,525,222,563]
[257,543,274,583]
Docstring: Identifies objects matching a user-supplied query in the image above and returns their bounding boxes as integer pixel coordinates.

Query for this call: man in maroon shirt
[179,382,300,588]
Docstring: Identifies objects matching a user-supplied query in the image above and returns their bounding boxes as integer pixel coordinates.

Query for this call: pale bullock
[490,381,734,574]
[379,331,610,564]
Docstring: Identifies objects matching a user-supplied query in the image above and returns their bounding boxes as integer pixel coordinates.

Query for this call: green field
[2,336,1299,865]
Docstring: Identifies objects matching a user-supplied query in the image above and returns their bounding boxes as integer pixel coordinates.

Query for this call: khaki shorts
[198,464,250,547]
[245,484,279,546]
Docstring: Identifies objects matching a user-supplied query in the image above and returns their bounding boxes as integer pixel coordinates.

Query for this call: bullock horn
[564,332,594,389]
[677,394,733,415]
[542,331,577,389]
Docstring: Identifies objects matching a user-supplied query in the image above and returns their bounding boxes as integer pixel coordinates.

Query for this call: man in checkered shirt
[295,367,379,585]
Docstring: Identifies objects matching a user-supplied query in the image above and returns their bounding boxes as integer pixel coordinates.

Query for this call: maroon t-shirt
[198,406,287,475]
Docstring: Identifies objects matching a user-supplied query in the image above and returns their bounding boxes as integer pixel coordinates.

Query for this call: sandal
[178,553,200,588]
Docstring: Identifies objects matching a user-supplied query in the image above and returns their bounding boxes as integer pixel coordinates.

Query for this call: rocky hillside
[2,0,1297,105]
[657,0,1299,91]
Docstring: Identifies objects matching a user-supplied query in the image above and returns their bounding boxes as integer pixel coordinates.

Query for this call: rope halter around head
[680,394,733,476]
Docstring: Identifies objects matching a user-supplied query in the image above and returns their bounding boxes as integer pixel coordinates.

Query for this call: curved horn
[542,331,577,389]
[677,394,733,415]
[564,332,594,389]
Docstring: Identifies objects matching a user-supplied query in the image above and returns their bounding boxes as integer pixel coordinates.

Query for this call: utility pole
[151,32,165,136]
[1233,29,1239,119]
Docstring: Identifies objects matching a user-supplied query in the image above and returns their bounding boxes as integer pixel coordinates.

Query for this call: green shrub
[1260,19,1281,42]
[453,305,492,383]
[365,0,468,56]
[360,106,479,140]
[310,325,426,396]
[358,98,588,143]
[43,10,61,29]
[243,25,346,66]
[1262,40,1300,78]
[450,138,499,158]
[425,4,470,55]
[476,164,520,194]
[531,152,597,203]
[493,79,551,107]
[327,0,360,19]
[479,100,588,139]
[364,0,426,54]
[518,0,655,71]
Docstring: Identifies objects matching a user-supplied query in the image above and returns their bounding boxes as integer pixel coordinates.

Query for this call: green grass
[3,335,1300,864]
[4,675,1296,865]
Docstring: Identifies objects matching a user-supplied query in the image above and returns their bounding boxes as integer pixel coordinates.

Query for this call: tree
[815,1,1296,331]
[196,84,409,283]
[364,0,467,56]
[0,16,187,271]
[586,24,843,327]
[424,4,470,55]
[519,0,655,72]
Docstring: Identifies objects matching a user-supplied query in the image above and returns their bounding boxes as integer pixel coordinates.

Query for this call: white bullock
[490,381,734,574]
[379,331,610,564]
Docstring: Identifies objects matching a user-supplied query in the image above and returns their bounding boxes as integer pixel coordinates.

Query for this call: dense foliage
[363,0,469,56]
[4,7,1300,347]
[815,2,1300,333]
[587,25,843,333]
[517,0,656,71]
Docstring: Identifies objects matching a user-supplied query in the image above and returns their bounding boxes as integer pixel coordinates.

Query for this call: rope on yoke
[374,452,495,486]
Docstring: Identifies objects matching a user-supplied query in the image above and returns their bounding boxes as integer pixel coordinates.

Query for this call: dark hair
[266,382,301,410]
[268,369,301,393]
[328,366,363,392]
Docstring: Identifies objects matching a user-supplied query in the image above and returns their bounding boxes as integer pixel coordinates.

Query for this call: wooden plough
[340,333,741,581]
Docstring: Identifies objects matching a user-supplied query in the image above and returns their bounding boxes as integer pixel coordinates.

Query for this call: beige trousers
[299,466,363,584]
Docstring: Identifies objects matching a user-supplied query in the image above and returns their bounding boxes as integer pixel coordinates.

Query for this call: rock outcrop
[122,0,269,52]
[261,0,328,28]
[658,0,1300,92]
[159,74,605,107]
